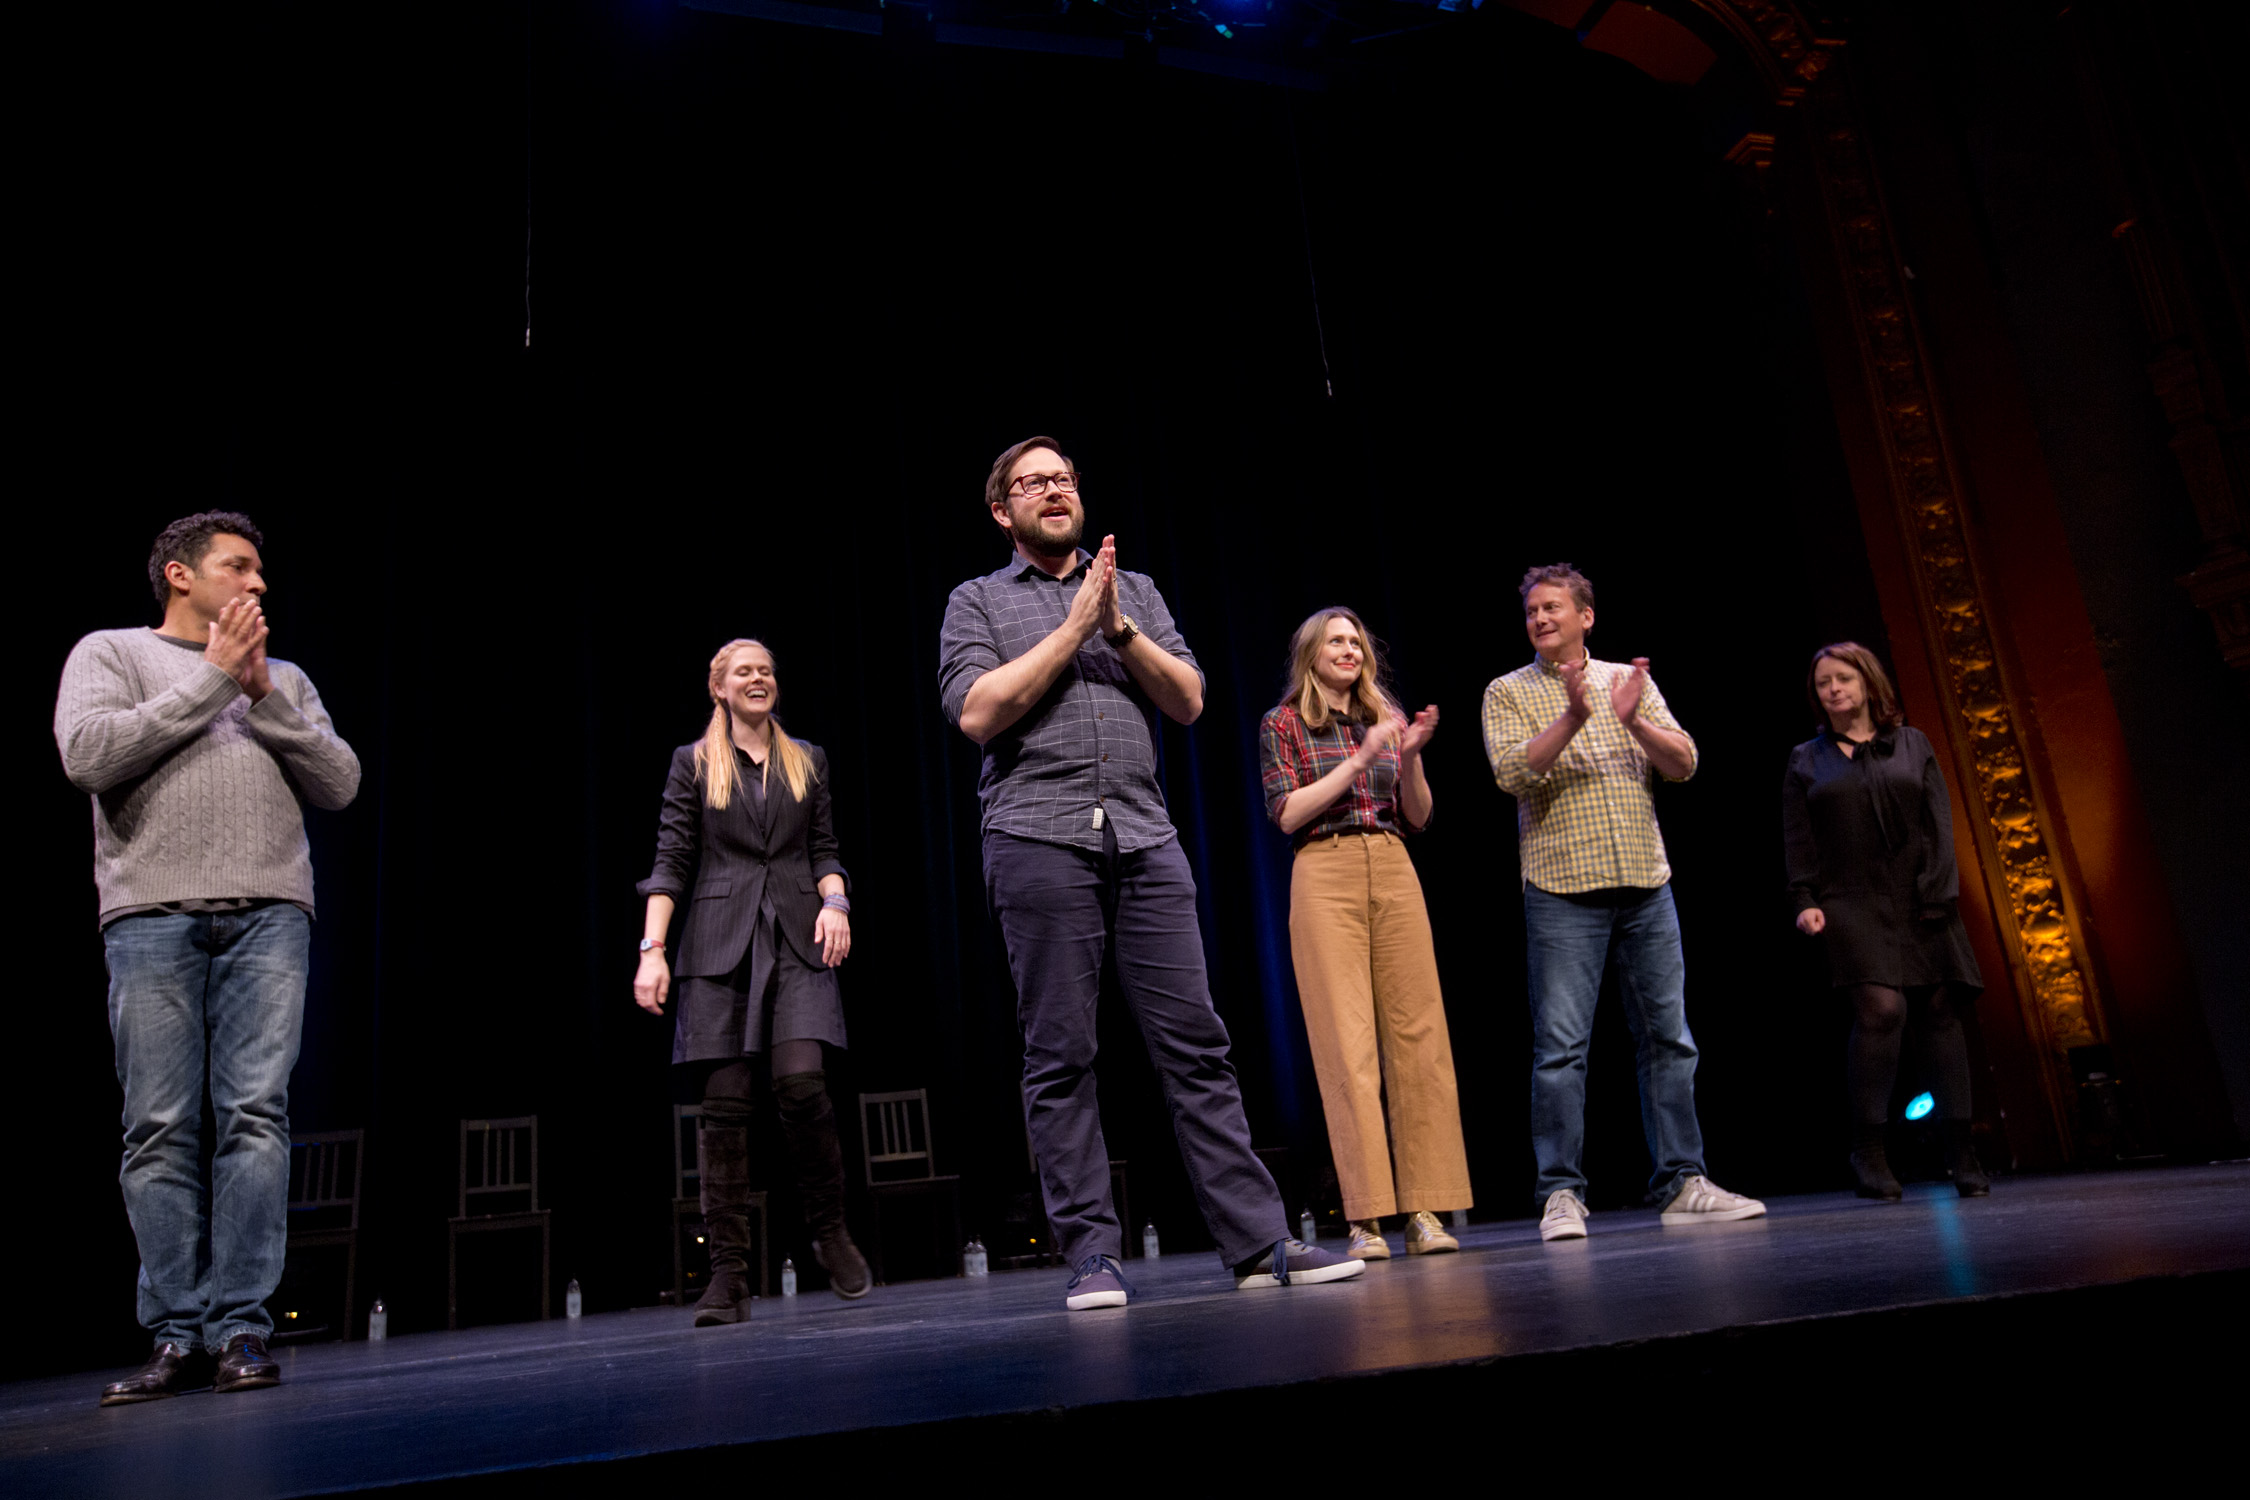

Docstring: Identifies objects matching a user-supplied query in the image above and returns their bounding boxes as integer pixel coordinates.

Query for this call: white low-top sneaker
[1658,1175,1767,1224]
[1539,1190,1588,1241]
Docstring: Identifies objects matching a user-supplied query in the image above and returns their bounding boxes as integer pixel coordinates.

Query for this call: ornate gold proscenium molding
[1798,66,2105,1129]
[1688,1,1839,103]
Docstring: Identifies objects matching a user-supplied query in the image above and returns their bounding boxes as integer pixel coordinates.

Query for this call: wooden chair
[447,1116,551,1329]
[672,1104,769,1303]
[860,1090,961,1283]
[277,1129,362,1342]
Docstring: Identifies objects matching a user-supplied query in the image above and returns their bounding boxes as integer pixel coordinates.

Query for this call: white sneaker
[1539,1190,1588,1242]
[1659,1175,1766,1224]
[1403,1211,1459,1255]
[1346,1221,1391,1260]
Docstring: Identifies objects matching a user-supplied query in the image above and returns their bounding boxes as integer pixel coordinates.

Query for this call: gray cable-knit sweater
[55,628,361,926]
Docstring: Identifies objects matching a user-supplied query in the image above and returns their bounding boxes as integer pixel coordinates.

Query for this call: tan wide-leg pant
[1288,831,1472,1221]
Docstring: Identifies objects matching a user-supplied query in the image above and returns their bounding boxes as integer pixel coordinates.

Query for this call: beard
[1013,506,1084,559]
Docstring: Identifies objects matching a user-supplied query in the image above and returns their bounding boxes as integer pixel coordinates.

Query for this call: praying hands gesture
[204,596,273,703]
[1067,536,1120,647]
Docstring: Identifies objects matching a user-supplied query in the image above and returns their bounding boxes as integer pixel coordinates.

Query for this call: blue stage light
[1904,1092,1935,1121]
[1214,22,1234,36]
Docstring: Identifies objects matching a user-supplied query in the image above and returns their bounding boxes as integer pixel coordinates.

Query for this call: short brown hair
[985,435,1074,512]
[1519,563,1594,613]
[1806,642,1903,728]
[149,511,264,608]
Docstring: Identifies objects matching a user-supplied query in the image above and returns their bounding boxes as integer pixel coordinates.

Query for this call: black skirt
[672,904,847,1065]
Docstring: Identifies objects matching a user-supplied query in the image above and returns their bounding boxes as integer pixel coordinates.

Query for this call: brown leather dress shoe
[213,1332,281,1393]
[100,1342,214,1406]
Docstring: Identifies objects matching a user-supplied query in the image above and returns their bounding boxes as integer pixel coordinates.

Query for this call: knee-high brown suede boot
[693,1124,755,1326]
[774,1070,872,1299]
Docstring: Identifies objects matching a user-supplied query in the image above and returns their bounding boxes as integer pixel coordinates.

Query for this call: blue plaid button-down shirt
[939,549,1203,854]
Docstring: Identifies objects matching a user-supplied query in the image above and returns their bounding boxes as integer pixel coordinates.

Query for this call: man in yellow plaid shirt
[1482,564,1765,1241]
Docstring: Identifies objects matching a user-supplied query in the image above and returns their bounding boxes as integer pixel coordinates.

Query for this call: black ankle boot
[1849,1123,1903,1201]
[1942,1119,1991,1197]
[694,1124,755,1326]
[775,1071,872,1300]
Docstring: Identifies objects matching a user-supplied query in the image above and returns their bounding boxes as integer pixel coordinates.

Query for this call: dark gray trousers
[985,828,1287,1269]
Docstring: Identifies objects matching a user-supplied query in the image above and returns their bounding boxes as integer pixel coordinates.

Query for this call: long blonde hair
[1279,607,1400,732]
[695,639,817,808]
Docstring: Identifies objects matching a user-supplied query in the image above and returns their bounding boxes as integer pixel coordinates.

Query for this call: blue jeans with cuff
[1523,882,1705,1210]
[103,904,309,1351]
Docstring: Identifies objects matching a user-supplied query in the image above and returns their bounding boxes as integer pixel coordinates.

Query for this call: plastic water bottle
[1450,1210,1468,1231]
[963,1239,988,1277]
[366,1298,388,1341]
[1299,1208,1317,1244]
[565,1279,582,1319]
[1141,1222,1160,1259]
[781,1258,798,1297]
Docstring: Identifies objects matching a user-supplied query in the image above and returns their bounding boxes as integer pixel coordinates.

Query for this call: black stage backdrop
[18,3,1899,1374]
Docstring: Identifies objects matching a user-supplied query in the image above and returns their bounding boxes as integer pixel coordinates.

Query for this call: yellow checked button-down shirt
[1481,655,1698,893]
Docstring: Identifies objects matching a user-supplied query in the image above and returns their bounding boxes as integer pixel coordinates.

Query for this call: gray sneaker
[1234,1239,1367,1289]
[1539,1190,1588,1242]
[1064,1253,1132,1310]
[1658,1175,1766,1224]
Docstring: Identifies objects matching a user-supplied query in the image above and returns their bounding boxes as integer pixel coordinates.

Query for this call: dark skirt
[672,907,848,1066]
[1819,878,1984,992]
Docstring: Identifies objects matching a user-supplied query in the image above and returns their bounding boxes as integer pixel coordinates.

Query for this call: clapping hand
[1356,715,1402,767]
[1559,658,1592,723]
[1610,658,1652,724]
[1397,704,1439,757]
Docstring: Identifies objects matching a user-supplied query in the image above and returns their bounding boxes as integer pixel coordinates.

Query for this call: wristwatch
[639,938,664,954]
[1106,615,1140,649]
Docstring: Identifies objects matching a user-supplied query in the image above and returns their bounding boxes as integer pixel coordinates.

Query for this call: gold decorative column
[1791,60,2105,1145]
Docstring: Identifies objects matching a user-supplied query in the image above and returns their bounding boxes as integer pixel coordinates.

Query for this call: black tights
[1846,983,1972,1126]
[700,1038,824,1128]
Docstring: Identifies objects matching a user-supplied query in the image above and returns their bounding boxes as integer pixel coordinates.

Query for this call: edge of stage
[8,1163,2247,1496]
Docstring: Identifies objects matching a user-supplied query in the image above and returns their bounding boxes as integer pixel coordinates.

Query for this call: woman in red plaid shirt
[1259,609,1473,1260]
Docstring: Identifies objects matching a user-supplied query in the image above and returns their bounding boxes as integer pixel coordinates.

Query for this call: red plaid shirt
[1258,704,1415,849]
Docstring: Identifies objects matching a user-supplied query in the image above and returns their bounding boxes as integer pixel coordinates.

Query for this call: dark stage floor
[7,1164,2248,1496]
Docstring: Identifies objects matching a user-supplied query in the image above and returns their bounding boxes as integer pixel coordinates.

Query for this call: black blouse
[1781,725,1983,992]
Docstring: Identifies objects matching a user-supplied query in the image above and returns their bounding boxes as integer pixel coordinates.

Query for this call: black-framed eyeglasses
[1010,470,1080,500]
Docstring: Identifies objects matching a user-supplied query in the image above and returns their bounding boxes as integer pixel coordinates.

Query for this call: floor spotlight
[1904,1092,1935,1122]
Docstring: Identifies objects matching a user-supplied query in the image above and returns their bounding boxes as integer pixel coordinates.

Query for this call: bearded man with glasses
[939,435,1363,1309]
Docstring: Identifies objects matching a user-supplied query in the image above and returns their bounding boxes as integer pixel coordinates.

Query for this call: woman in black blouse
[634,638,870,1324]
[1782,643,1988,1201]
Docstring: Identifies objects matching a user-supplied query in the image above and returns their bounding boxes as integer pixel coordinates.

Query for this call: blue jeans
[1523,883,1705,1209]
[103,905,309,1351]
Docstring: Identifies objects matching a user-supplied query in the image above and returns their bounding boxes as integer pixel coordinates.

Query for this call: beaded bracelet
[821,893,851,914]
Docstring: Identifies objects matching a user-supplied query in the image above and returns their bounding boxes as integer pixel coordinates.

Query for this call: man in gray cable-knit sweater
[55,511,360,1406]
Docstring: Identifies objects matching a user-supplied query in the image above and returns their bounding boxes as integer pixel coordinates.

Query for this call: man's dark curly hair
[148,511,264,608]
